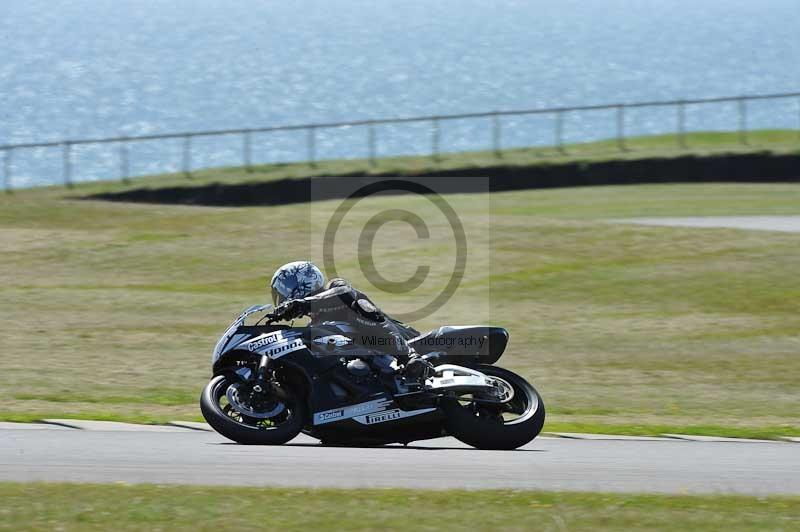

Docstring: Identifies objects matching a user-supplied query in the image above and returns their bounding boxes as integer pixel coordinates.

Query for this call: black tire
[200,375,306,445]
[441,365,545,450]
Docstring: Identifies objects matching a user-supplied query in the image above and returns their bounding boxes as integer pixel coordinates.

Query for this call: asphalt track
[2,424,799,495]
[617,215,800,232]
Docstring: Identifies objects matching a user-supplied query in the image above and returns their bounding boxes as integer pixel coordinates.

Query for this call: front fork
[252,354,289,401]
[252,354,269,393]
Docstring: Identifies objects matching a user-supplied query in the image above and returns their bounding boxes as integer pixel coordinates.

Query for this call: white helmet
[270,261,325,306]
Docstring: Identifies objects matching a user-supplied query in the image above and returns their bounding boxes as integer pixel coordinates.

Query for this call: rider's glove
[274,299,309,320]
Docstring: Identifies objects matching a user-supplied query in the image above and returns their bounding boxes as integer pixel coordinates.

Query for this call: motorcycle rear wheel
[441,365,545,450]
[200,375,306,445]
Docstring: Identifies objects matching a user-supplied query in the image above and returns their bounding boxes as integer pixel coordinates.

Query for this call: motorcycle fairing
[212,304,273,363]
[351,407,437,425]
[312,396,394,425]
[312,395,437,427]
[237,330,305,359]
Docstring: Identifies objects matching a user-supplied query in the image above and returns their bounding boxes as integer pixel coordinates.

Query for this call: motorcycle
[200,304,545,450]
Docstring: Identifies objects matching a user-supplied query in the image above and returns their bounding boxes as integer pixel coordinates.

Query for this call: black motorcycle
[200,304,545,450]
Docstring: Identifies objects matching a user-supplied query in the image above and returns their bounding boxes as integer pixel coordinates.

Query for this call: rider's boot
[403,355,436,386]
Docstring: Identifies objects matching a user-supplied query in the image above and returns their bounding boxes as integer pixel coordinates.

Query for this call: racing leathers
[273,278,418,359]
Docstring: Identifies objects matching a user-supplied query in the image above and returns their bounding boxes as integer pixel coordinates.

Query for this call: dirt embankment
[86,151,800,207]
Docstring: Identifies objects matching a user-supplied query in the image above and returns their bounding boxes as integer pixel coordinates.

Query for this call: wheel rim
[212,378,297,430]
[226,382,286,419]
[456,371,538,426]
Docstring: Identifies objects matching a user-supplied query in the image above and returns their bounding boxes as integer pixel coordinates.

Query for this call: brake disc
[226,382,286,419]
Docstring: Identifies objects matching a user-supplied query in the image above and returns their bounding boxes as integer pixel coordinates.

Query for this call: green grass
[1,130,799,437]
[1,483,798,531]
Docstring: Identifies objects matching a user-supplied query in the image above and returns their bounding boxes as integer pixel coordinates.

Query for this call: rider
[269,261,432,381]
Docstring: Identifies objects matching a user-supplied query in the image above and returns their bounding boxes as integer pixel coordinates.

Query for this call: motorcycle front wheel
[441,365,545,450]
[200,375,306,445]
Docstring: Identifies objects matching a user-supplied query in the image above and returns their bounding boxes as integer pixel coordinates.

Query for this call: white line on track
[42,419,195,432]
[612,215,800,232]
[0,422,74,430]
[547,432,677,441]
[168,421,214,431]
[663,434,778,443]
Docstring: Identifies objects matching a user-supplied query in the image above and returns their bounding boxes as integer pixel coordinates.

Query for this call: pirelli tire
[200,375,306,445]
[441,365,545,450]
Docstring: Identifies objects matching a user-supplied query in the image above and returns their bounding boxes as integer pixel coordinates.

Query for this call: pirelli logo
[364,409,402,424]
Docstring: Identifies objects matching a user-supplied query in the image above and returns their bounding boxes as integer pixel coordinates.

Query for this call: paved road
[2,426,799,495]
[616,215,800,233]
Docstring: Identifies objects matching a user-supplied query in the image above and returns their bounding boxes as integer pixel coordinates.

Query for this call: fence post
[431,118,441,162]
[243,130,253,172]
[62,142,72,188]
[307,127,316,168]
[738,97,748,145]
[3,148,11,193]
[555,110,566,155]
[182,135,192,178]
[616,104,627,151]
[492,112,502,158]
[368,122,377,167]
[677,101,687,149]
[119,139,129,183]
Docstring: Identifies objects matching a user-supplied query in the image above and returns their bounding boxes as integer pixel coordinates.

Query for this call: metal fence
[2,90,800,191]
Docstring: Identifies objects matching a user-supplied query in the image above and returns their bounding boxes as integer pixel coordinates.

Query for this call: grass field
[1,483,798,531]
[1,131,799,437]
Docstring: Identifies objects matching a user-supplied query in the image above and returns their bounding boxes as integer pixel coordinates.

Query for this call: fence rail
[3,91,800,190]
